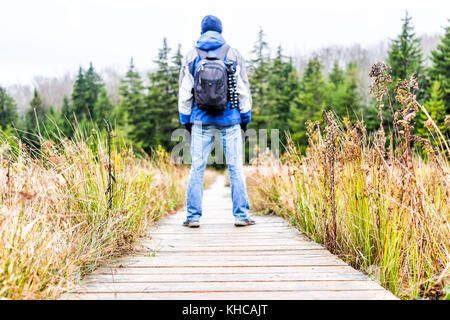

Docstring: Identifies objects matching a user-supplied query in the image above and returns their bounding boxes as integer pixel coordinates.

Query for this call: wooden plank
[142,246,325,252]
[128,252,336,259]
[72,280,387,293]
[144,238,316,244]
[149,229,299,235]
[154,219,287,223]
[158,221,288,226]
[149,240,305,243]
[63,290,396,300]
[83,272,370,283]
[104,259,348,268]
[93,266,358,275]
[149,253,334,260]
[147,235,309,240]
[143,242,323,249]
[148,237,310,242]
[152,250,327,256]
[143,242,324,249]
[153,222,293,227]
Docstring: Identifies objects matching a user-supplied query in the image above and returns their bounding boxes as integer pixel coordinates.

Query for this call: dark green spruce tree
[0,86,18,130]
[71,67,88,122]
[44,105,64,139]
[416,80,447,138]
[289,57,329,151]
[329,61,362,122]
[118,57,146,141]
[249,28,272,130]
[329,61,344,88]
[94,87,114,127]
[265,45,301,145]
[142,38,179,152]
[386,11,425,100]
[71,63,104,131]
[24,89,47,150]
[429,20,450,114]
[60,95,74,137]
[84,63,104,121]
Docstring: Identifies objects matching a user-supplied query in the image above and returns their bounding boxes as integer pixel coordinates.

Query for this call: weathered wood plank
[93,265,358,275]
[72,280,387,293]
[83,272,370,283]
[143,239,319,246]
[149,230,300,236]
[143,242,324,249]
[104,260,348,268]
[63,290,396,300]
[142,246,325,252]
[151,250,327,256]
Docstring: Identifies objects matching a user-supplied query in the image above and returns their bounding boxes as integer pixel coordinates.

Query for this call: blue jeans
[186,124,250,221]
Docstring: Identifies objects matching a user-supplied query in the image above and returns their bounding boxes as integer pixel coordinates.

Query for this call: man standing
[178,15,254,228]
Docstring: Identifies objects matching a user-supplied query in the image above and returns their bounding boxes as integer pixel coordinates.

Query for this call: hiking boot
[234,217,256,227]
[183,220,200,228]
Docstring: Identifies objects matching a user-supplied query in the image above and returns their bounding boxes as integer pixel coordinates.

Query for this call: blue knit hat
[201,15,222,34]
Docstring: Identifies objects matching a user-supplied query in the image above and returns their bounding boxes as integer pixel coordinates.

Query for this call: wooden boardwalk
[64,175,396,300]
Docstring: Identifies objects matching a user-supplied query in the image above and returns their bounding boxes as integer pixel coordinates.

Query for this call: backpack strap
[195,47,208,60]
[195,44,230,61]
[216,44,230,61]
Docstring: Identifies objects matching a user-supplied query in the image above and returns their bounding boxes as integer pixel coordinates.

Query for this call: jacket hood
[196,31,226,51]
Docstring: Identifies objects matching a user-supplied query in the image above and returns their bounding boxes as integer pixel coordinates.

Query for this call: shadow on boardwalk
[63,175,397,300]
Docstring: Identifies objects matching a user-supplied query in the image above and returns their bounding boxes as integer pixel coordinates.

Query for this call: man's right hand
[185,123,192,135]
[240,123,248,142]
[240,122,247,133]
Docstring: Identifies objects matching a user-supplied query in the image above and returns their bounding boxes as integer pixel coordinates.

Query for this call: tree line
[0,12,448,155]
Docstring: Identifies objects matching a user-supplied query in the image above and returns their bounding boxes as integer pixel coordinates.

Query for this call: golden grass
[0,132,195,299]
[246,150,449,299]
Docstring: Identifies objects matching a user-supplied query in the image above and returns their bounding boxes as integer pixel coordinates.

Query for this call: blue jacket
[178,31,252,126]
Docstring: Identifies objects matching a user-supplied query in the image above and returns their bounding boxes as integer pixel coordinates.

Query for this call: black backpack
[193,44,230,114]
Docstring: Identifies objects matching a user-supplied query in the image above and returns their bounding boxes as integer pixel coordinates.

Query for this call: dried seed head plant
[246,63,450,299]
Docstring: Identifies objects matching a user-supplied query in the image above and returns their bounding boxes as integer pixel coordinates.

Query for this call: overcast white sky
[1,0,448,86]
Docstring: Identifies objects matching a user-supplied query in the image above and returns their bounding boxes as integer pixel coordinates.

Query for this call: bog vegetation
[246,63,449,299]
[0,13,449,299]
[0,130,192,299]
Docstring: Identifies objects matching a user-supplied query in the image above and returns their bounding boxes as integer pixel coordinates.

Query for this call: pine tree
[0,86,18,130]
[171,43,183,84]
[24,89,47,150]
[94,88,114,127]
[44,106,64,139]
[143,38,179,151]
[266,45,300,144]
[429,20,450,114]
[71,64,103,122]
[118,58,146,140]
[289,57,329,150]
[60,95,74,136]
[71,67,88,121]
[386,11,424,99]
[249,28,272,129]
[25,89,47,133]
[329,62,362,122]
[416,80,447,138]
[120,39,180,152]
[329,61,345,87]
[84,63,104,120]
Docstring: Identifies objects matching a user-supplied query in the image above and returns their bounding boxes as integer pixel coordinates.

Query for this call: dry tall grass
[246,64,449,299]
[0,131,195,299]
